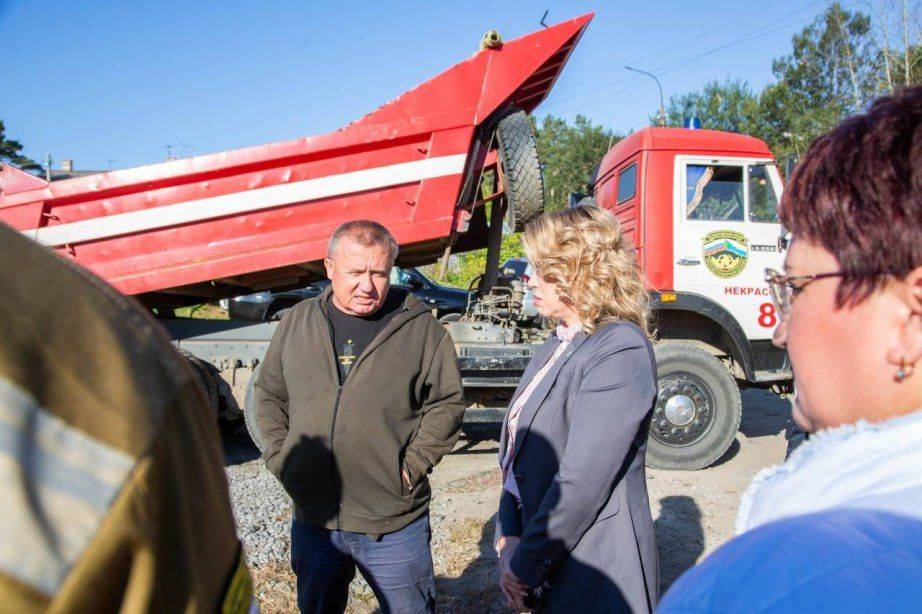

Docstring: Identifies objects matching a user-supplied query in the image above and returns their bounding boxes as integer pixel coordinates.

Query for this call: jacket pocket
[398,455,408,498]
[596,487,622,521]
[398,450,420,498]
[278,433,338,512]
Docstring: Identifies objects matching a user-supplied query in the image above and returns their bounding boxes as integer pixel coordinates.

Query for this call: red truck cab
[587,127,792,469]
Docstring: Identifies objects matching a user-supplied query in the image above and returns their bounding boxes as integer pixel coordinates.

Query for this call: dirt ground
[236,389,792,612]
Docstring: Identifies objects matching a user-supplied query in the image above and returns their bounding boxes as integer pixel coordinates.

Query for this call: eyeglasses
[764,268,847,320]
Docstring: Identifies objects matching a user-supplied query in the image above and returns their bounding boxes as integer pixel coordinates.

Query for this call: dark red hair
[780,86,921,306]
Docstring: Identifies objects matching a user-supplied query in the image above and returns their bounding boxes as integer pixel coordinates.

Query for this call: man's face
[324,237,391,316]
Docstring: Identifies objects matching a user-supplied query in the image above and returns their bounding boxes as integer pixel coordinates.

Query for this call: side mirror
[778,229,791,252]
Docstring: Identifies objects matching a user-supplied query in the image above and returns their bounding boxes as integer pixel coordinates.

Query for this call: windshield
[389,267,412,286]
[748,164,780,222]
[686,165,744,221]
[685,162,781,223]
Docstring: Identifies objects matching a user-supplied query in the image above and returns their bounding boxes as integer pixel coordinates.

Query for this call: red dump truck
[0,13,791,470]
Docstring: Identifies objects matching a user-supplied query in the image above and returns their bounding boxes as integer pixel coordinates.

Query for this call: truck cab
[588,127,792,469]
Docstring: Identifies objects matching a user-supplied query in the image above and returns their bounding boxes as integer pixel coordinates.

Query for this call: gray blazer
[496,320,658,613]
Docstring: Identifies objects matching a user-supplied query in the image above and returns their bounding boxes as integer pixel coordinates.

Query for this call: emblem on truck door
[702,230,749,278]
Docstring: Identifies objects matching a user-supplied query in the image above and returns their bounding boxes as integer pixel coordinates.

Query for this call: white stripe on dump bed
[26,153,468,248]
[0,376,135,596]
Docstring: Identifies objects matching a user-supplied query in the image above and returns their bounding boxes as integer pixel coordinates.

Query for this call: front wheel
[646,343,742,470]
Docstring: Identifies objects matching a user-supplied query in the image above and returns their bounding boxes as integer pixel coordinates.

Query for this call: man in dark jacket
[254,220,465,613]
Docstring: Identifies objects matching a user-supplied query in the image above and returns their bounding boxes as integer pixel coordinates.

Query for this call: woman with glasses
[660,86,922,612]
[494,205,658,613]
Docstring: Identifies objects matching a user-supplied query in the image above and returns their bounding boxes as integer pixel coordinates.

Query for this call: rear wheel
[646,343,742,470]
[495,110,544,231]
[178,349,219,417]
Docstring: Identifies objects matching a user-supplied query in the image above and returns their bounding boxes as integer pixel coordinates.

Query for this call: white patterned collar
[555,321,582,342]
[735,408,922,535]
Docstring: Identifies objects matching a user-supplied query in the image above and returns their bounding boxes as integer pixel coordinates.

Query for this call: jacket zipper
[323,307,344,530]
[330,386,343,530]
[322,300,413,531]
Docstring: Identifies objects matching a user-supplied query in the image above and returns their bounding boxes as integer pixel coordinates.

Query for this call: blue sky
[2,1,831,172]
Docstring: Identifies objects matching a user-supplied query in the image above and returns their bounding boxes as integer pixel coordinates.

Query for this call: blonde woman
[495,206,658,613]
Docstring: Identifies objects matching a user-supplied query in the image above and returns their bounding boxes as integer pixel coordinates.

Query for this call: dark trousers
[290,514,435,614]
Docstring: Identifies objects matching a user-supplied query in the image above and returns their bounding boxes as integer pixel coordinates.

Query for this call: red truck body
[0,15,591,302]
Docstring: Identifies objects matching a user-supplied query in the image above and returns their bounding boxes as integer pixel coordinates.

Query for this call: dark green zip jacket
[254,286,465,534]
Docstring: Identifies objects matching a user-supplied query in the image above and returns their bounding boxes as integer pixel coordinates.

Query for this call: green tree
[869,0,921,92]
[757,3,878,159]
[440,232,525,290]
[534,114,619,211]
[664,79,762,134]
[874,43,922,89]
[0,120,40,171]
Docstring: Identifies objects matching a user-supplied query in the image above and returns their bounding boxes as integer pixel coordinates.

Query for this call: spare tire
[495,110,545,231]
[178,348,219,417]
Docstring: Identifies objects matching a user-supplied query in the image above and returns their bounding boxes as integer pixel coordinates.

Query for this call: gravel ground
[225,389,793,613]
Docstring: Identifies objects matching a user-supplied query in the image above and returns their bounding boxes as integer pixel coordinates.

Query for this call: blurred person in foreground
[494,206,659,613]
[659,86,922,612]
[0,222,253,612]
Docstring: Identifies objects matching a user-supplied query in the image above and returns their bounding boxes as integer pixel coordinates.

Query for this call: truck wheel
[243,364,264,452]
[495,110,544,231]
[178,349,219,417]
[646,343,742,471]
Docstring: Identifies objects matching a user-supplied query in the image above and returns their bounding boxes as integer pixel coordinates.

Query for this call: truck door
[672,156,785,340]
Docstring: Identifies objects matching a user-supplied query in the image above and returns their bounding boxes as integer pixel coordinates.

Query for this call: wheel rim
[651,373,715,446]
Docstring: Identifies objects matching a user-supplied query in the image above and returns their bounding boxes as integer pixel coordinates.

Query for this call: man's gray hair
[327,220,399,263]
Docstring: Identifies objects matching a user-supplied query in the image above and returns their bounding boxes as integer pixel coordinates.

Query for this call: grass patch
[174,303,229,319]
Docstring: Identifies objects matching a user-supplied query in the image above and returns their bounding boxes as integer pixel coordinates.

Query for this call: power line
[544,1,825,111]
[549,6,832,118]
[549,0,793,98]
[554,19,810,119]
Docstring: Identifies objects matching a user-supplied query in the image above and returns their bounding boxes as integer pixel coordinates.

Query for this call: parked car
[227,267,470,321]
[221,290,272,321]
[501,257,529,279]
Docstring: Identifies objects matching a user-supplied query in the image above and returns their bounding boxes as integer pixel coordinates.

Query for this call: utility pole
[625,66,667,127]
[45,153,52,182]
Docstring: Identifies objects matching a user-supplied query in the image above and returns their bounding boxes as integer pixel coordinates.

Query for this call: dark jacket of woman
[496,320,659,613]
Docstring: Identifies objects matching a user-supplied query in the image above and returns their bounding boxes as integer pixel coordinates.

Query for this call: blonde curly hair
[522,205,652,336]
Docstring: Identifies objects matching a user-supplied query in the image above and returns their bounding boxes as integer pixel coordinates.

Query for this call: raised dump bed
[0,14,592,309]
